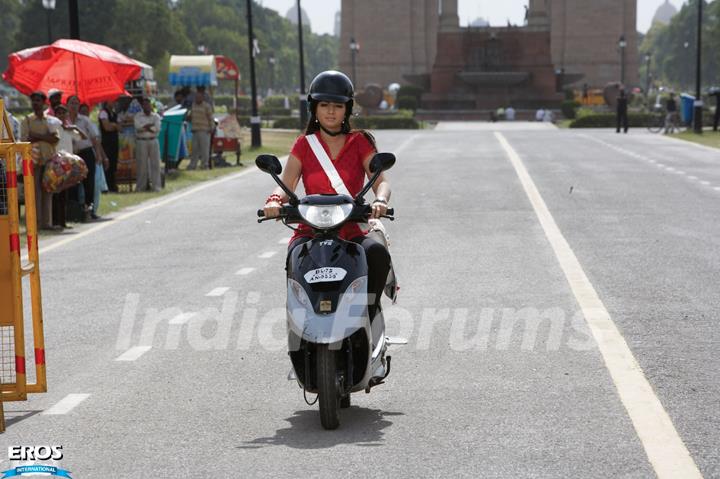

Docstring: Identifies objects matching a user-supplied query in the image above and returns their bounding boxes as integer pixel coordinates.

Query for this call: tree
[0,0,21,73]
[106,0,193,66]
[641,0,718,91]
[8,0,338,95]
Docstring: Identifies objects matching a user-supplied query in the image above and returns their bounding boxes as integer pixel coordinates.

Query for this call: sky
[256,0,687,36]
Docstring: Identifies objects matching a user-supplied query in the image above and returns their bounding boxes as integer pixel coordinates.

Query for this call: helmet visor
[310,92,351,104]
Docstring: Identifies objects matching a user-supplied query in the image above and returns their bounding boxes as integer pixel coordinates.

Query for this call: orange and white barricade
[0,99,47,432]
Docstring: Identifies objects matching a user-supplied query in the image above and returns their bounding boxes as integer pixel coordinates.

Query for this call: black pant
[77,147,96,208]
[103,142,119,192]
[288,235,391,320]
[616,111,628,133]
[52,189,67,227]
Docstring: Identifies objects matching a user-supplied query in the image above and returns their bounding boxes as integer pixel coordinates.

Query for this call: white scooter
[256,153,403,430]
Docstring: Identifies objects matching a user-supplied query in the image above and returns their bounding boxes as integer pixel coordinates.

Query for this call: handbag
[42,151,89,193]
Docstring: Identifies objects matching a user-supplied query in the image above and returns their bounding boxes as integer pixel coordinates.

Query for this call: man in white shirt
[133,97,162,192]
[505,105,516,121]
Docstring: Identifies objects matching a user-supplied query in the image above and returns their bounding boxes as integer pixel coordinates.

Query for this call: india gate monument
[339,0,639,112]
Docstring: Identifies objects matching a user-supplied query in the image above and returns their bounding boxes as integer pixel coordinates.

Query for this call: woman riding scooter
[262,70,392,321]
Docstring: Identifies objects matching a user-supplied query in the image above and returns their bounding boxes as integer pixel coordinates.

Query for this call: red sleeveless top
[289,132,376,242]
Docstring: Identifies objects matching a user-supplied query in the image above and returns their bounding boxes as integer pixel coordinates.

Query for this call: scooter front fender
[287,276,369,344]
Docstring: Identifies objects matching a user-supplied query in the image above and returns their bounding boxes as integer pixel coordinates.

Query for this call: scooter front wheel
[317,344,340,430]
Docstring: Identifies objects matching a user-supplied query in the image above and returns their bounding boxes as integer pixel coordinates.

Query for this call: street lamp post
[349,37,360,86]
[246,0,261,147]
[618,35,627,85]
[644,53,652,100]
[42,0,56,44]
[68,0,79,39]
[693,0,703,134]
[268,53,276,95]
[297,0,308,130]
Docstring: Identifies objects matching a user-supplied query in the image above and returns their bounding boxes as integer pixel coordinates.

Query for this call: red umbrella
[2,39,142,105]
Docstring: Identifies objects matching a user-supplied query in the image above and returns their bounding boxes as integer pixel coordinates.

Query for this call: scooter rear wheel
[317,344,340,430]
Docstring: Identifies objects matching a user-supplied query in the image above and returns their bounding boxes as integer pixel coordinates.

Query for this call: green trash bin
[160,107,188,169]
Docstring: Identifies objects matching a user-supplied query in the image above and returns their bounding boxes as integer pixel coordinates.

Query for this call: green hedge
[264,95,292,108]
[397,85,424,102]
[259,107,291,117]
[397,96,418,112]
[352,116,420,129]
[569,113,655,128]
[271,115,420,130]
[272,117,302,129]
[561,100,580,119]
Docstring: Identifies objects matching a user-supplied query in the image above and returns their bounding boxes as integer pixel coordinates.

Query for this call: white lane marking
[495,132,702,479]
[582,135,719,196]
[169,312,196,325]
[206,287,230,297]
[391,133,420,154]
[235,267,256,276]
[278,237,291,244]
[259,251,277,259]
[714,187,720,192]
[115,346,151,361]
[43,394,90,415]
[25,156,289,260]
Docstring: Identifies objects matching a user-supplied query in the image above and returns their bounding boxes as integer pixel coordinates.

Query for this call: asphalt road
[1,124,718,478]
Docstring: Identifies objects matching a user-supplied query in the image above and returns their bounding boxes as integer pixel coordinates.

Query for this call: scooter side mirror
[256,155,282,175]
[255,154,300,205]
[355,152,396,202]
[369,152,396,174]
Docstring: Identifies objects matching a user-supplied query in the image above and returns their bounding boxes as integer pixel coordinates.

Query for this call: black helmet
[307,70,354,104]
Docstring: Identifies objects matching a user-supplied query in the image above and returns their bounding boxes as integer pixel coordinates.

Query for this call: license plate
[304,267,347,284]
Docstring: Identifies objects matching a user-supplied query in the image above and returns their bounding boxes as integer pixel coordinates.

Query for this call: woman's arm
[100,117,119,132]
[263,154,302,218]
[363,152,391,218]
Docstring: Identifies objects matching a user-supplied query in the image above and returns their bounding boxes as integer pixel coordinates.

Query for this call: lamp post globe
[349,38,360,86]
[618,35,627,85]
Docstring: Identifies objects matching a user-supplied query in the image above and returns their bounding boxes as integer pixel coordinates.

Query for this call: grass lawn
[99,128,298,216]
[670,129,720,150]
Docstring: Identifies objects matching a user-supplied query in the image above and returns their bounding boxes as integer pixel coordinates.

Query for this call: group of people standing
[19,89,164,231]
[616,86,679,135]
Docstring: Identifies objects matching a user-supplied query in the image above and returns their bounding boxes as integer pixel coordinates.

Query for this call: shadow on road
[238,406,404,449]
[4,410,42,428]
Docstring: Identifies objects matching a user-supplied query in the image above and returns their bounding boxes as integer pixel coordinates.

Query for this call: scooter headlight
[288,278,310,307]
[298,204,353,229]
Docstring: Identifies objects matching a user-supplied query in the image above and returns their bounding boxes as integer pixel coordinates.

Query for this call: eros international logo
[3,446,72,478]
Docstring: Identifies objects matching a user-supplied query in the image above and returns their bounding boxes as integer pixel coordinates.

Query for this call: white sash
[306,133,352,197]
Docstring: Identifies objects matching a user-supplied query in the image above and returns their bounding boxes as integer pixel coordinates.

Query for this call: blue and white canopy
[169,55,217,87]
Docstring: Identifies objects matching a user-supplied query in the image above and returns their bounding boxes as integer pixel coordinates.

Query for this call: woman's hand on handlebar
[371,199,388,219]
[263,201,283,219]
